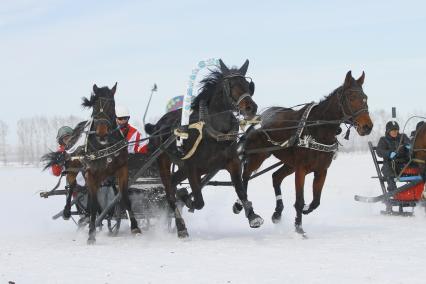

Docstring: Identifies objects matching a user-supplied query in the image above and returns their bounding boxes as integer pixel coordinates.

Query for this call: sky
[1,0,425,142]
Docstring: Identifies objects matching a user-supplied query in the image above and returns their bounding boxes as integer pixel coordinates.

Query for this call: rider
[376,120,411,191]
[51,126,73,176]
[115,105,148,154]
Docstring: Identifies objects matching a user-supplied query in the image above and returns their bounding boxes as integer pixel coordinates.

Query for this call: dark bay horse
[81,83,140,244]
[412,123,426,181]
[236,71,373,236]
[145,59,262,238]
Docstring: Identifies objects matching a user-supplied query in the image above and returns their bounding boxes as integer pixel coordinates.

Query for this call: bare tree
[0,120,8,165]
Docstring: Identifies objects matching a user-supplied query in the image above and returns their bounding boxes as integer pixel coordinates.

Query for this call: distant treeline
[0,110,424,165]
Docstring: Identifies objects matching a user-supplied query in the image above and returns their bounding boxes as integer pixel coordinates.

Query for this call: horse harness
[222,74,254,109]
[262,103,339,153]
[175,74,257,160]
[67,118,129,162]
[253,86,369,155]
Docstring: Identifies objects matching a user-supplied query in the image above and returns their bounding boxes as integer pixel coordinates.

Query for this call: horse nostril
[363,124,372,133]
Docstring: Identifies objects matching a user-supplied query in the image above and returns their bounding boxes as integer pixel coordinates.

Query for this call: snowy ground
[1,153,426,284]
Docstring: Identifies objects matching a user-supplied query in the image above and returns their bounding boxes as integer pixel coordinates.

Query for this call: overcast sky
[1,0,425,141]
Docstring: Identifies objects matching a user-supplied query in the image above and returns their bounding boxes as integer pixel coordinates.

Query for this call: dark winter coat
[376,133,411,161]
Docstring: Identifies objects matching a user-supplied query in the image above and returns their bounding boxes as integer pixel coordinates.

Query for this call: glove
[389,152,397,159]
[405,144,411,150]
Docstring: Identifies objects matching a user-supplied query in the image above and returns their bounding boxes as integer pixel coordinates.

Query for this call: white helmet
[115,105,130,118]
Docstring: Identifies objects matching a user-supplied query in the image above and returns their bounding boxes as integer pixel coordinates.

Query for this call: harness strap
[261,102,339,153]
[182,121,205,160]
[85,139,128,161]
[412,158,426,164]
[263,102,317,149]
[236,93,252,105]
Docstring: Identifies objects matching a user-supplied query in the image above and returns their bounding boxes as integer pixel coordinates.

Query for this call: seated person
[410,121,425,141]
[115,105,148,154]
[376,121,411,191]
[51,126,74,176]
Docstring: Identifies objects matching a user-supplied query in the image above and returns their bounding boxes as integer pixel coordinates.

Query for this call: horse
[235,71,374,236]
[80,83,141,244]
[145,59,262,238]
[412,123,426,181]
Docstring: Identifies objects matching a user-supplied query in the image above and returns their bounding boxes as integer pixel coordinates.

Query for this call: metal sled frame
[368,141,425,216]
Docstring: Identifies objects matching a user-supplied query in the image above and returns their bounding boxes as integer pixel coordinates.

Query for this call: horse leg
[158,155,188,238]
[171,168,192,208]
[116,165,141,234]
[227,158,264,228]
[303,169,327,215]
[63,172,77,219]
[186,167,205,210]
[294,167,307,235]
[233,152,269,214]
[86,173,99,244]
[271,164,295,223]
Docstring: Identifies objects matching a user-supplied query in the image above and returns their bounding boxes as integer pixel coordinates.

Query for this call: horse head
[82,83,117,144]
[218,59,257,120]
[339,71,373,136]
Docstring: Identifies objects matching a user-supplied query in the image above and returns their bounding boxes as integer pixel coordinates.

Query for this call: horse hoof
[232,202,243,214]
[177,229,189,238]
[62,212,71,220]
[249,215,264,228]
[271,212,282,224]
[87,237,96,245]
[131,228,142,235]
[295,225,307,238]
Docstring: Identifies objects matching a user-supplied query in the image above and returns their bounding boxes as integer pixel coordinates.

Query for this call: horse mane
[65,120,88,151]
[81,86,113,108]
[191,67,241,110]
[82,94,96,108]
[319,85,342,103]
[40,151,66,171]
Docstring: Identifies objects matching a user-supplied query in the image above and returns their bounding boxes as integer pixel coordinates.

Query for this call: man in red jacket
[51,126,73,176]
[115,105,148,154]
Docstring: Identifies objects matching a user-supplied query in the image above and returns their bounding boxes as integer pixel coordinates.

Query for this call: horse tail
[40,151,66,171]
[145,123,156,135]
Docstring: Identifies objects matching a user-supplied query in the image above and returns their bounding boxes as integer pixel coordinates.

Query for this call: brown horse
[80,83,141,244]
[235,71,373,236]
[412,123,426,181]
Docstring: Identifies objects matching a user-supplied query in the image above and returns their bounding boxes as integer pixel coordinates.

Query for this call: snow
[1,153,426,284]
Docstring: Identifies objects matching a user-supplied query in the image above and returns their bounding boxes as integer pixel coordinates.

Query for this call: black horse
[79,83,141,244]
[235,71,374,236]
[145,59,263,238]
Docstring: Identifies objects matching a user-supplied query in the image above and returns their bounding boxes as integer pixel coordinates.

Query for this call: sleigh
[354,141,426,216]
[40,153,178,233]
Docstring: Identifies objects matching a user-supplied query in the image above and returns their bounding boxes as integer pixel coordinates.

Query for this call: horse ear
[219,59,230,75]
[111,82,117,95]
[239,59,249,76]
[356,71,365,86]
[343,71,352,88]
[93,84,99,93]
